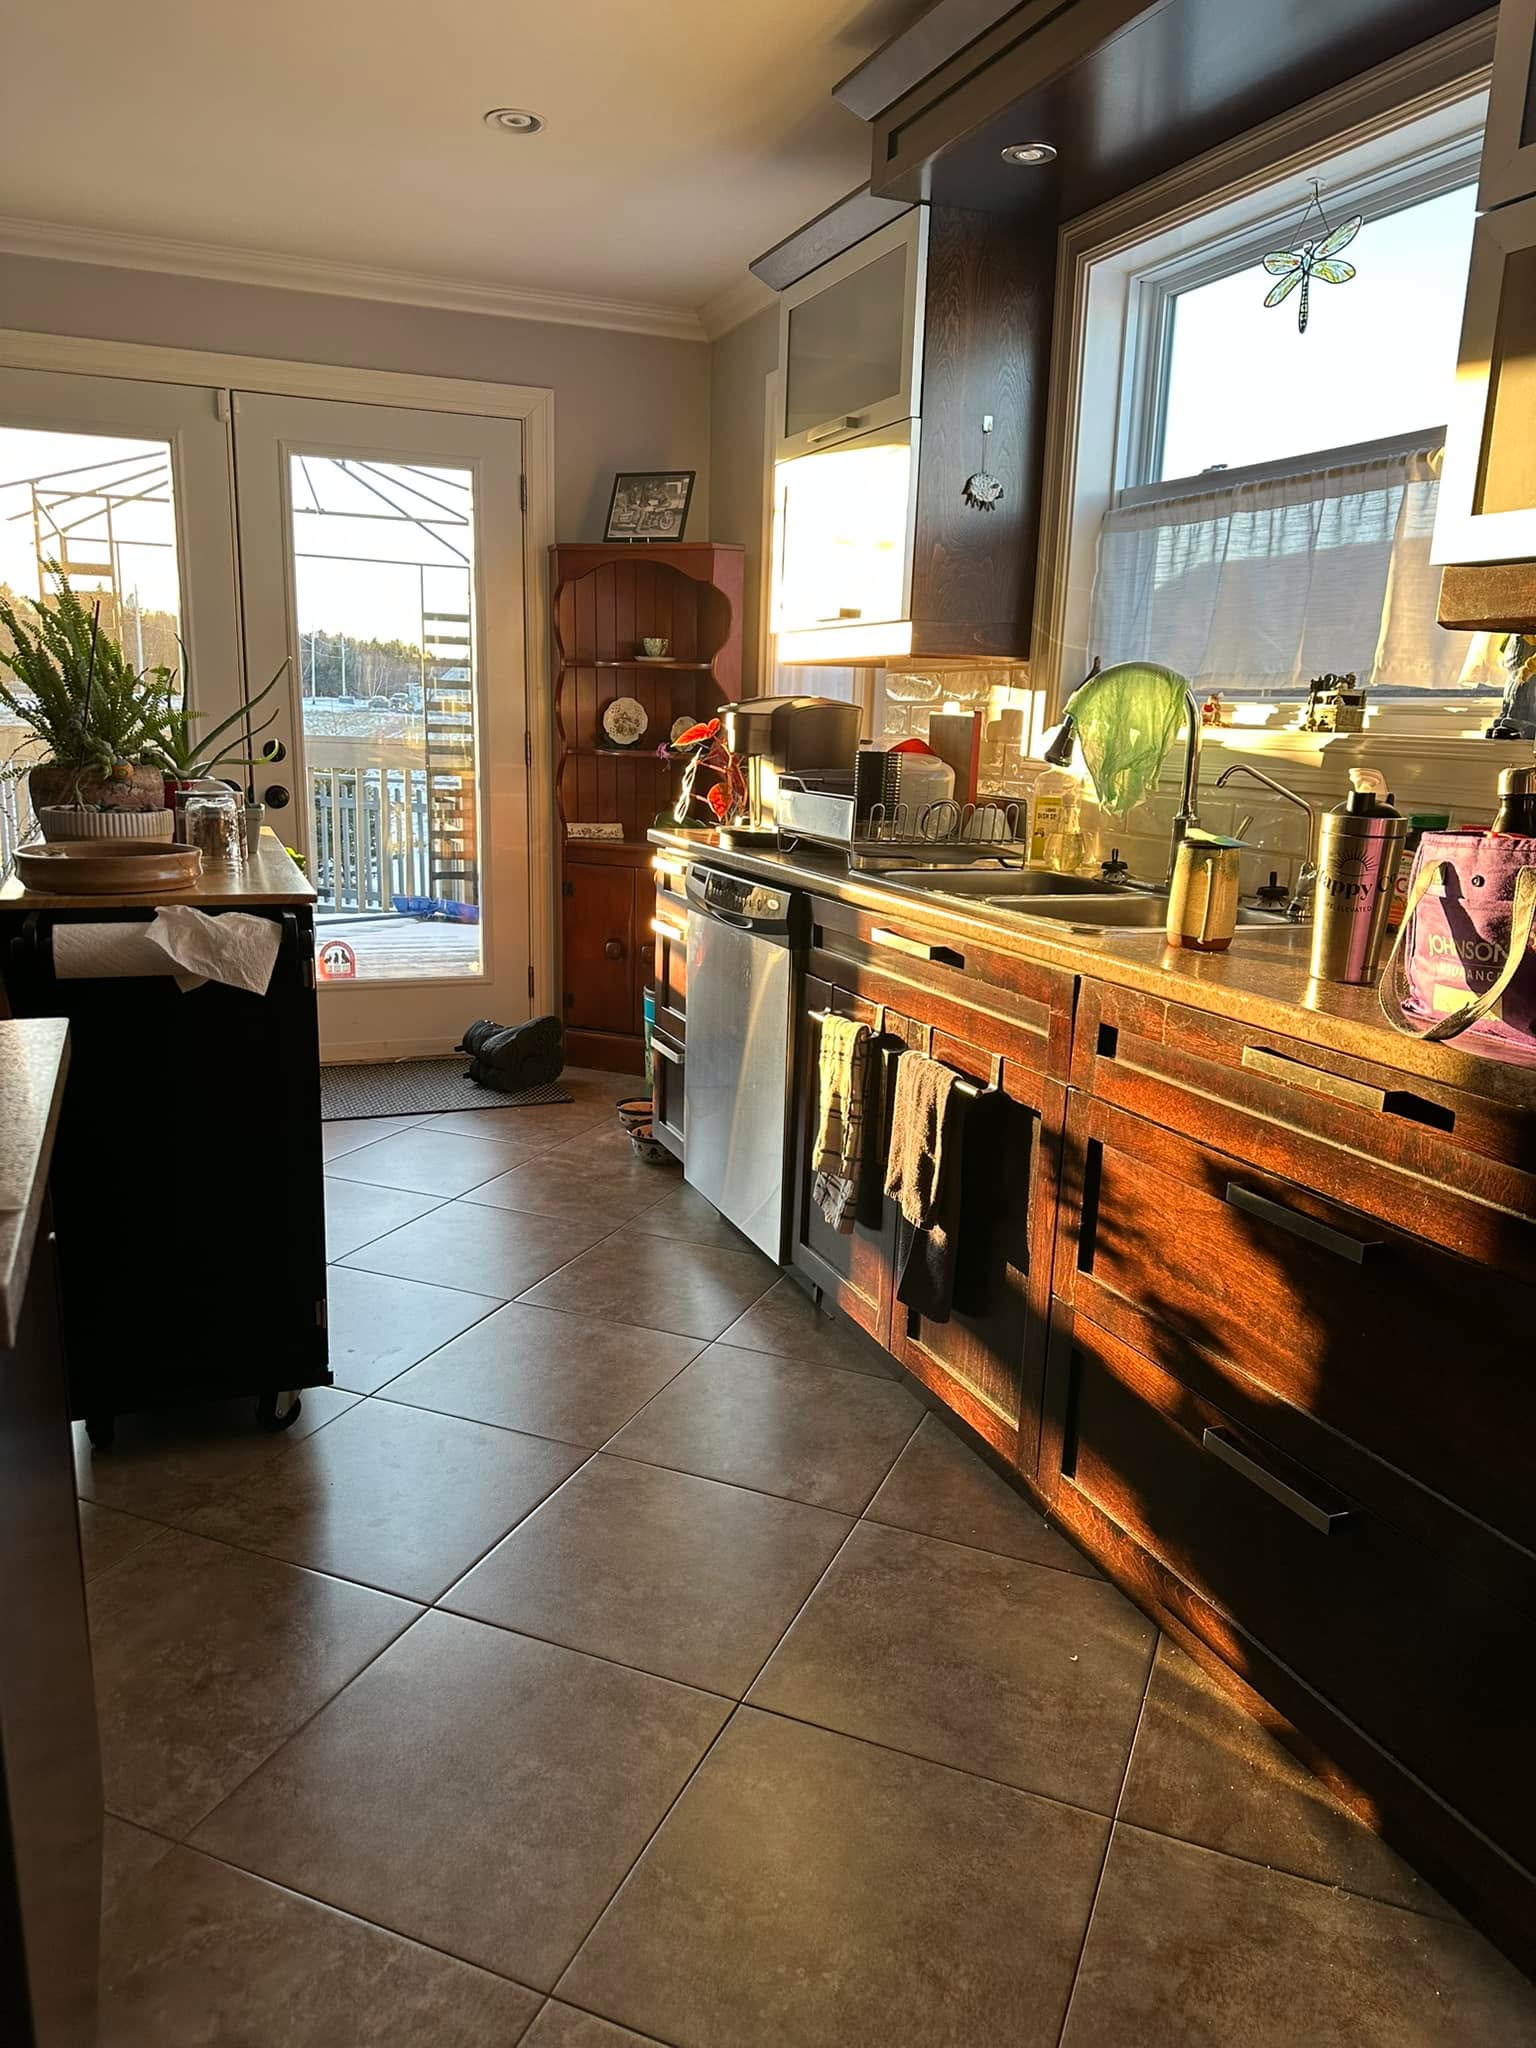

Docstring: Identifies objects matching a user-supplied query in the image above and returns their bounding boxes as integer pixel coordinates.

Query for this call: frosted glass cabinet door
[772,421,916,638]
[1480,0,1536,211]
[1435,195,1536,564]
[777,211,926,459]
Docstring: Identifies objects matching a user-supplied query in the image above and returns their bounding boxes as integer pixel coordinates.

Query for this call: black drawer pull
[1224,1183,1382,1265]
[1203,1429,1350,1536]
[869,926,965,968]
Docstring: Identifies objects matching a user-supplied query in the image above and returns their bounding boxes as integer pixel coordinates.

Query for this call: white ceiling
[0,0,921,339]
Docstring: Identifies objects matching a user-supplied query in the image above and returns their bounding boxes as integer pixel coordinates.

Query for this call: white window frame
[1031,14,1495,723]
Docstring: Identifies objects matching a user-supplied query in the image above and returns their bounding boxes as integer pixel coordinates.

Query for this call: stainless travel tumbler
[1309,776,1406,986]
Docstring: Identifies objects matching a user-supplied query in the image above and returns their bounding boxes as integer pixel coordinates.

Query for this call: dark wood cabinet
[552,543,743,1072]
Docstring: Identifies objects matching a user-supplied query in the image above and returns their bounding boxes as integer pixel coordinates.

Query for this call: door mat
[320,1058,572,1121]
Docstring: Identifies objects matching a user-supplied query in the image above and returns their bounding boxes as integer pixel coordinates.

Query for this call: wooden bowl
[14,840,204,895]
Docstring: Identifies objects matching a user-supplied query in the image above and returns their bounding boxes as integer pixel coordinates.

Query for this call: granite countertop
[0,1018,69,1349]
[652,828,1536,1111]
[0,829,315,913]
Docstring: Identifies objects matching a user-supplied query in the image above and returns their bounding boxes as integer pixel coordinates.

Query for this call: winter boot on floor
[457,1014,564,1092]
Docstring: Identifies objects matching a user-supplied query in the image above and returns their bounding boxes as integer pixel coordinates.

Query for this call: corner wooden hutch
[550,541,744,1071]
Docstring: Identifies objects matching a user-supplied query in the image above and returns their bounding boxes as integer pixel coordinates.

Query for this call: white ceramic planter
[36,806,175,843]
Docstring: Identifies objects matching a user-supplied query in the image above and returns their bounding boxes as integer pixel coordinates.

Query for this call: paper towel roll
[52,924,192,980]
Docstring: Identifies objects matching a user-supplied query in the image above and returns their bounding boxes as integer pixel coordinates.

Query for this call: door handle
[1203,1429,1350,1536]
[808,414,864,444]
[1242,1045,1385,1112]
[603,939,625,961]
[1224,1183,1382,1265]
[263,784,291,809]
[869,927,965,968]
[651,1038,680,1065]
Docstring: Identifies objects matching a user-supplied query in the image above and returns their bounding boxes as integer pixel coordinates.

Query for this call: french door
[233,394,530,1060]
[0,367,533,1062]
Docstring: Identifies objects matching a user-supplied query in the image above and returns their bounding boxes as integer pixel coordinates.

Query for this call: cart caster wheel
[256,1390,303,1432]
[85,1413,115,1451]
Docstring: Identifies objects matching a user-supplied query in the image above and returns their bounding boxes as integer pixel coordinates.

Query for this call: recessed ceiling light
[484,108,545,135]
[1001,142,1056,166]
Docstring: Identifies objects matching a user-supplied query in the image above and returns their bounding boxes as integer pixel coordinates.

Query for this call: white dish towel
[145,905,283,995]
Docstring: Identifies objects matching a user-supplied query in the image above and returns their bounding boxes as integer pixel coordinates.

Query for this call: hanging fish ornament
[962,415,1004,511]
[1261,182,1362,335]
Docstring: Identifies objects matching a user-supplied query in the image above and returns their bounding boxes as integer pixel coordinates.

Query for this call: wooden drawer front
[790,978,896,1350]
[810,894,1075,1080]
[888,1054,1061,1472]
[651,1026,684,1162]
[1058,1096,1536,1563]
[1074,979,1536,1204]
[1059,1319,1534,1868]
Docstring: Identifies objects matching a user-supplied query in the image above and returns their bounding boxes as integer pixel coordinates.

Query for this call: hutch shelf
[550,541,744,1071]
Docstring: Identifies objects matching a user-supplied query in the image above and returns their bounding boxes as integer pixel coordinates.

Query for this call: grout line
[1051,1631,1160,2048]
[856,1508,1118,1585]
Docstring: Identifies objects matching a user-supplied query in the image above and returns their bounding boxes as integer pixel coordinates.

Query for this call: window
[1078,94,1503,703]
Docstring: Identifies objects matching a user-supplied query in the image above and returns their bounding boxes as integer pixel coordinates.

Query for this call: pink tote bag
[1380,828,1536,1060]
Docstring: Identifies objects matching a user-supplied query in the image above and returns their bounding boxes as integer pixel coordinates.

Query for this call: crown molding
[698,270,777,341]
[0,214,710,344]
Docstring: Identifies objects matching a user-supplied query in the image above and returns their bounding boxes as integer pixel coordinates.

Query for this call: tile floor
[80,1070,1536,2046]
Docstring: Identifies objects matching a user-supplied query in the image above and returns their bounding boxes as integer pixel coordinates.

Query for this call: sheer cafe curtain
[1088,447,1501,693]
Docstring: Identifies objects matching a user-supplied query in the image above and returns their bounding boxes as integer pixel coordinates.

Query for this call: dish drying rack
[776,772,1031,873]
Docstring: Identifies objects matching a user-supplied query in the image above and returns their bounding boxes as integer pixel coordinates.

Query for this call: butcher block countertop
[0,1018,68,1349]
[652,828,1536,1112]
[0,829,315,913]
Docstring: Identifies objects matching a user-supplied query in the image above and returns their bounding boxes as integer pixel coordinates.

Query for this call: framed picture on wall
[604,470,695,543]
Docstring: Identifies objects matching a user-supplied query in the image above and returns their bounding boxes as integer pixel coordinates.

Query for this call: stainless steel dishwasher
[683,862,805,1261]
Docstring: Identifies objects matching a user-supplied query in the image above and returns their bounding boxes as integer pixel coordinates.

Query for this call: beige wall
[706,305,778,694]
[0,254,711,542]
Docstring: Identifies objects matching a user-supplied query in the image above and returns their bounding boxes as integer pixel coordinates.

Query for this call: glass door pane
[288,455,483,984]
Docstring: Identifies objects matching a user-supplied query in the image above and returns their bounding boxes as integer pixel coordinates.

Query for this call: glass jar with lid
[182,788,246,869]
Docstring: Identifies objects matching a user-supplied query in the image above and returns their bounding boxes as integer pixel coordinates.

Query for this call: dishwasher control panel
[686,864,797,935]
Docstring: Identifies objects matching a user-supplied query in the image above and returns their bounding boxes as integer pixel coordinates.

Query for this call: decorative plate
[602,696,648,747]
[670,715,696,744]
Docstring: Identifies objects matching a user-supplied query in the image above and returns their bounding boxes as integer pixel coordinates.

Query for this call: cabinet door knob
[603,939,625,960]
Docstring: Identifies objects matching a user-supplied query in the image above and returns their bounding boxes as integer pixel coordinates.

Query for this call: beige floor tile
[463,1151,674,1229]
[605,1344,922,1513]
[717,1274,896,1378]
[865,1412,1098,1575]
[321,1115,421,1162]
[749,1520,1155,1814]
[425,1100,614,1142]
[383,1302,701,1447]
[325,1265,502,1394]
[445,1453,851,1696]
[523,2004,662,2047]
[625,1181,757,1253]
[101,1816,175,1918]
[1060,1828,1536,2047]
[1119,1639,1455,1917]
[340,1198,610,1298]
[100,1845,541,2047]
[518,1228,776,1341]
[78,1500,161,1582]
[73,1389,359,1527]
[560,1709,1108,2048]
[89,1527,418,1835]
[326,1126,550,1197]
[193,1611,731,1991]
[188,1398,588,1601]
[324,1178,443,1261]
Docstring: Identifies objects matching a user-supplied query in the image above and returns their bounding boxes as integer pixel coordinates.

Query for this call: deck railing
[305,734,476,915]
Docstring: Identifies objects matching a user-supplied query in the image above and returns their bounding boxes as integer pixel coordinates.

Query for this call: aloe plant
[0,574,169,793]
[149,649,289,781]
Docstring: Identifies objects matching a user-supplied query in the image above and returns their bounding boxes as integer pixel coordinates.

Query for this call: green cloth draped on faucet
[1061,661,1190,816]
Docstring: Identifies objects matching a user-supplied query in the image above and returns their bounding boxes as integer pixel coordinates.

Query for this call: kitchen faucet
[1214,762,1317,921]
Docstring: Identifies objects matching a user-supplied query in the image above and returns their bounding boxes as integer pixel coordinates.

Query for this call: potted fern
[0,577,171,838]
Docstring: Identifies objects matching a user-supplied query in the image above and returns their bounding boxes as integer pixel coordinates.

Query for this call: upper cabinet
[1435,4,1536,568]
[1480,0,1536,211]
[770,204,1053,665]
[778,212,926,460]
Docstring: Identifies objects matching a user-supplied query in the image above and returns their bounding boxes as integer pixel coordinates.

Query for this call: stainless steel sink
[884,867,1112,900]
[1002,893,1289,931]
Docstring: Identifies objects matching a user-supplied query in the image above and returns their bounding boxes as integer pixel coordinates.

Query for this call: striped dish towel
[812,1012,872,1234]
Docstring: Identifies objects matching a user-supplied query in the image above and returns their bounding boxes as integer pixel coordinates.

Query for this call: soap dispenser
[1309,769,1407,985]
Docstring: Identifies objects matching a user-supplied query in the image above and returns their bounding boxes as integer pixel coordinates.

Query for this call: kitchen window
[1038,44,1502,716]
